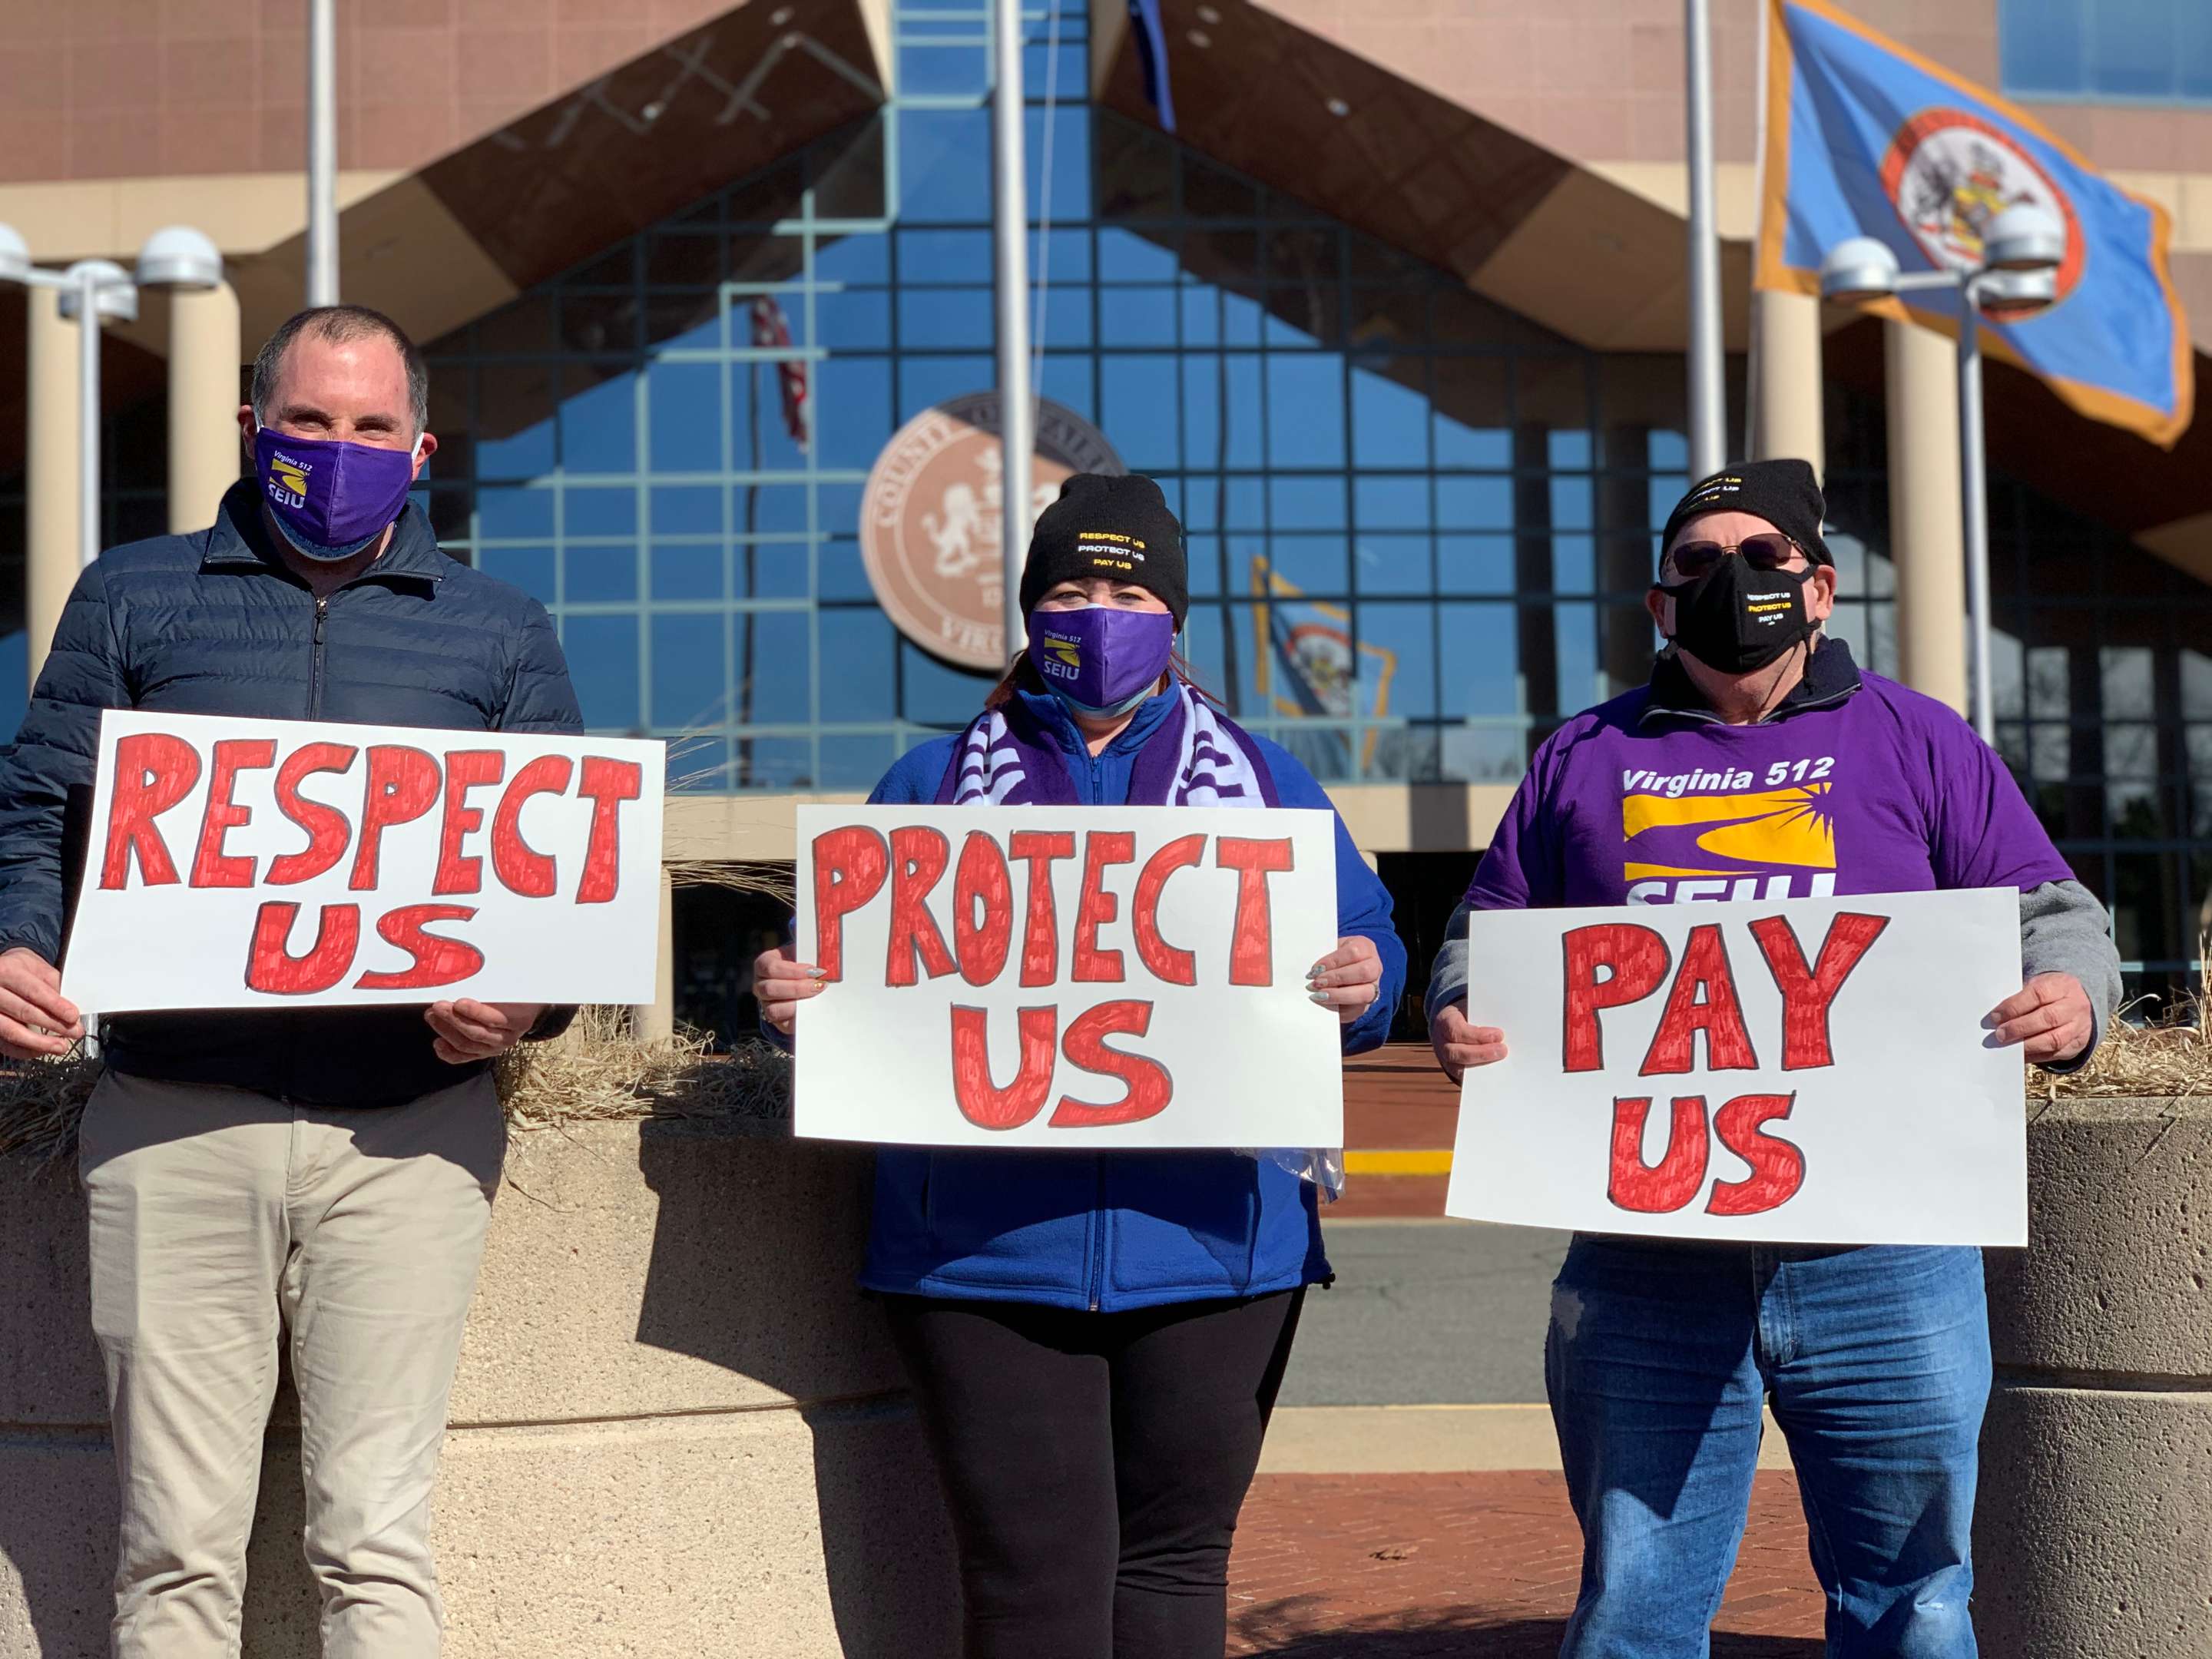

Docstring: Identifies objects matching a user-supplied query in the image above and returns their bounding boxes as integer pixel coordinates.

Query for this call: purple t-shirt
[1469,664,2075,911]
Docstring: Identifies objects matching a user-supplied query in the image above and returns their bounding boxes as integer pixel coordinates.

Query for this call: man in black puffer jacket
[0,305,584,1657]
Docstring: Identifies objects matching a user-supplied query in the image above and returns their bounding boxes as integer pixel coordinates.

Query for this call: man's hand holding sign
[762,924,1382,1031]
[1432,958,2093,1082]
[783,803,1351,1147]
[1983,972,2098,1067]
[1442,889,2038,1246]
[0,947,82,1059]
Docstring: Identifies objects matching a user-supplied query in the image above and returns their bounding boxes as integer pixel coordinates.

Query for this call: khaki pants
[78,1068,505,1659]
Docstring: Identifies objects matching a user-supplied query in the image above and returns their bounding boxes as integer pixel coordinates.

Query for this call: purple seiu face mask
[253,426,421,562]
[1027,604,1178,717]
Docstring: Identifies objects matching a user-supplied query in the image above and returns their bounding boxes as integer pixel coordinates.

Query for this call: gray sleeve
[1424,899,1475,1025]
[2020,878,2122,1075]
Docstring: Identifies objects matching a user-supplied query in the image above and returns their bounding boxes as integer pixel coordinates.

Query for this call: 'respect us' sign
[63,710,664,1012]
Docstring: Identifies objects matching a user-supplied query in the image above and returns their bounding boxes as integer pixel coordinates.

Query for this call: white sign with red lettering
[63,710,665,1012]
[1444,889,2025,1246]
[793,804,1343,1147]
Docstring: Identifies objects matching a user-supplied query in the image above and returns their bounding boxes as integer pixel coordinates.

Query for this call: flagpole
[306,0,338,306]
[992,0,1035,668]
[1957,296,1995,745]
[1684,0,1726,476]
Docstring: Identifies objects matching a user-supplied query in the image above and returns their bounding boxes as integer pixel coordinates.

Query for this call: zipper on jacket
[1084,751,1108,1310]
[1088,1154,1108,1311]
[307,597,329,719]
[290,594,332,1104]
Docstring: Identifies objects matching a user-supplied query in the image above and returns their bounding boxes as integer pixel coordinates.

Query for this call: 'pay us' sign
[1443,889,2026,1247]
[793,805,1343,1148]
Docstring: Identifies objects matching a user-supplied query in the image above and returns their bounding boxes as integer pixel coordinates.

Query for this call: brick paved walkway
[1335,1048,1463,1220]
[1298,1049,1826,1651]
[1230,1470,1825,1657]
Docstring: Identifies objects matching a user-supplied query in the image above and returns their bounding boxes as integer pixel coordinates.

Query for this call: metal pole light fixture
[0,224,224,568]
[306,0,339,306]
[1817,206,2065,747]
[1682,0,1727,478]
[990,0,1034,667]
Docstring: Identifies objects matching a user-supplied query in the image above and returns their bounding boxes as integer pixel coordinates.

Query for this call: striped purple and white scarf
[935,683,1280,809]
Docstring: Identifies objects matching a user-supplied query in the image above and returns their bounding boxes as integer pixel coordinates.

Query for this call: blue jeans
[1545,1236,1989,1659]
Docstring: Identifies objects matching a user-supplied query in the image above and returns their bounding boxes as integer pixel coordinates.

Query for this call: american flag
[749,295,809,452]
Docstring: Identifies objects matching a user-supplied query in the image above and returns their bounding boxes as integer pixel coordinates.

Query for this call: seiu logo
[1628,872,1839,905]
[1038,639,1081,681]
[1620,778,1838,907]
[267,455,310,510]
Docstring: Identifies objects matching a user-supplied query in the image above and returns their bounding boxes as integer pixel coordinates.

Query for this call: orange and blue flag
[1757,0,2192,447]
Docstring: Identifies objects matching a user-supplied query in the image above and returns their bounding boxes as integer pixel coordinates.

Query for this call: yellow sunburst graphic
[1621,783,1836,878]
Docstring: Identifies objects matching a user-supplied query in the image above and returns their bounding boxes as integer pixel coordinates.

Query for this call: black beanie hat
[1019,472,1189,625]
[1659,459,1832,570]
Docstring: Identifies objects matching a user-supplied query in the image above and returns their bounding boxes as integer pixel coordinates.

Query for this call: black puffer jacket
[0,482,584,1106]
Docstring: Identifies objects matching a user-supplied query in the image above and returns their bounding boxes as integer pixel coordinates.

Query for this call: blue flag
[1757,0,2192,446]
[1128,0,1176,134]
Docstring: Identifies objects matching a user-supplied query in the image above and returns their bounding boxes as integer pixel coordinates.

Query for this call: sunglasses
[1664,533,1803,581]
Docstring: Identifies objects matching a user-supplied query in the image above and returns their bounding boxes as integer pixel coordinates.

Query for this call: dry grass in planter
[2,939,2202,1167]
[0,1011,793,1170]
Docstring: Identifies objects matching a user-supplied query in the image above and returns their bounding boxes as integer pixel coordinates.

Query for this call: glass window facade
[1988,485,2212,991]
[0,0,2205,1026]
[2001,0,2212,104]
[402,0,2212,993]
[1821,386,2212,992]
[416,0,1712,795]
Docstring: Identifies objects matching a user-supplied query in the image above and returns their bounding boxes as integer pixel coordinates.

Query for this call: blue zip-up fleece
[855,685,1408,1312]
[0,482,584,1108]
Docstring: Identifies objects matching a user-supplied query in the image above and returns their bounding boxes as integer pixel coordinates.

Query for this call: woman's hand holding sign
[755,944,826,1038]
[1308,937,1384,1025]
[761,930,1376,1044]
[0,946,84,1059]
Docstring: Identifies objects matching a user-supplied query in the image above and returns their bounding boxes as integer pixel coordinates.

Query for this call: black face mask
[1658,555,1814,674]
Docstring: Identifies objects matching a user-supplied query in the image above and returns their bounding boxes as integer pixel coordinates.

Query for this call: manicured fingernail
[1308,962,1328,977]
[807,968,830,980]
[1309,990,1333,1005]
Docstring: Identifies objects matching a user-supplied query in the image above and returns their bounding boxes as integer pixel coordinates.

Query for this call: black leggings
[882,1288,1306,1659]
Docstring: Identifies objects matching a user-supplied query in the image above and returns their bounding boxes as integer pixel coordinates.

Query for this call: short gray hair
[250,306,429,437]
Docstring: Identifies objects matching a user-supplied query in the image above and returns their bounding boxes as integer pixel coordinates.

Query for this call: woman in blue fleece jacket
[759,475,1405,1659]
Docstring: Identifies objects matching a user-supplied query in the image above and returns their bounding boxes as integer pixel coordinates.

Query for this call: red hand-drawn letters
[97,730,647,995]
[1561,911,1889,1217]
[811,824,1294,1131]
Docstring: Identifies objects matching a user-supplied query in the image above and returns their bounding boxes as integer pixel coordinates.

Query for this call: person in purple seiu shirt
[1424,460,2121,1659]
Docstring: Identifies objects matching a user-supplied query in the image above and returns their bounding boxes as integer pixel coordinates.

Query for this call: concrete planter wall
[0,1118,959,1659]
[1976,1094,2212,1658]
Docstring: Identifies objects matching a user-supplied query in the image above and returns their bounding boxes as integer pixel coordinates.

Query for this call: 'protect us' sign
[63,710,665,1012]
[793,804,1343,1147]
[1443,889,2025,1246]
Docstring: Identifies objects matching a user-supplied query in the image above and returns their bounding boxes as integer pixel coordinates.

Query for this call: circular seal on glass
[858,392,1124,671]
